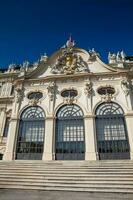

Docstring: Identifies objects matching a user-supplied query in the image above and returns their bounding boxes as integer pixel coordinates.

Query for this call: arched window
[95,102,130,160]
[55,104,85,160]
[16,106,45,160]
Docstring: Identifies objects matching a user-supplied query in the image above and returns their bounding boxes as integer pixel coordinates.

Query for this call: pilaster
[3,118,19,160]
[84,115,97,160]
[125,112,133,160]
[42,116,54,160]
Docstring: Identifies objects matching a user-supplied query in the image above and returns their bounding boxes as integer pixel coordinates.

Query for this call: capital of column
[84,114,96,119]
[124,112,133,118]
[45,116,54,120]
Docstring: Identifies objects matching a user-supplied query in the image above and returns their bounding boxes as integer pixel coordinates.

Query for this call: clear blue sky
[0,0,133,68]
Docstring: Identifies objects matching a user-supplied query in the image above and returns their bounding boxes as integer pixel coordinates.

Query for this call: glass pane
[55,104,85,160]
[95,102,130,159]
[16,106,45,160]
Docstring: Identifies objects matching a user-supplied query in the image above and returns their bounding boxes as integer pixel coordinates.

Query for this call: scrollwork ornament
[29,99,39,106]
[64,96,76,104]
[101,93,113,102]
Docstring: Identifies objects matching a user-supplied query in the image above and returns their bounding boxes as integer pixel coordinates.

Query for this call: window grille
[55,104,85,160]
[95,102,130,160]
[16,106,45,160]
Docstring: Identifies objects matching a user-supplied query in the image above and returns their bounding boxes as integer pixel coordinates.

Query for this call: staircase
[0,160,133,193]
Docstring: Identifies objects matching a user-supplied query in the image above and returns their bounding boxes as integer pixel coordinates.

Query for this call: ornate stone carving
[61,87,78,104]
[121,78,130,96]
[47,81,56,101]
[84,81,93,97]
[20,61,30,72]
[64,96,76,104]
[29,98,39,106]
[8,64,16,72]
[101,93,114,102]
[97,85,116,102]
[40,53,48,62]
[51,39,88,74]
[108,51,126,65]
[27,91,43,106]
[14,85,24,103]
[88,48,100,60]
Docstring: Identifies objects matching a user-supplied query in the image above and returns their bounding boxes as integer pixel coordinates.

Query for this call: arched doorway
[95,102,130,160]
[55,104,85,160]
[16,106,45,160]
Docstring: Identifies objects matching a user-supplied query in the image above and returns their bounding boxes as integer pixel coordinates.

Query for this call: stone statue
[8,64,16,72]
[108,52,116,64]
[40,53,48,62]
[121,78,130,96]
[120,50,126,61]
[116,52,122,62]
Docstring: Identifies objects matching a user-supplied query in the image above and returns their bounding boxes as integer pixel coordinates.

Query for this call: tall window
[55,104,85,160]
[16,106,45,160]
[3,117,10,137]
[95,102,130,160]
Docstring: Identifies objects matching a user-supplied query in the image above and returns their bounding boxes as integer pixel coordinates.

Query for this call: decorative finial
[66,34,75,48]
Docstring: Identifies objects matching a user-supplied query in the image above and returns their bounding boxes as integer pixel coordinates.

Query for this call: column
[84,115,97,160]
[42,116,54,160]
[3,118,18,160]
[125,113,133,160]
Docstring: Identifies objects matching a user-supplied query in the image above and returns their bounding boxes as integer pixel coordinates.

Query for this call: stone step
[0,175,133,181]
[0,170,133,177]
[0,160,133,193]
[0,181,133,189]
[0,184,133,193]
[0,161,133,165]
[0,169,133,173]
[0,178,133,185]
[0,173,133,180]
[0,169,133,174]
[0,166,133,170]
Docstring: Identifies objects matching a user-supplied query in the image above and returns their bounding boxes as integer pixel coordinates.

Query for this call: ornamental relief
[97,85,117,102]
[60,88,78,104]
[14,84,24,103]
[26,90,45,106]
[51,45,89,75]
[84,81,93,97]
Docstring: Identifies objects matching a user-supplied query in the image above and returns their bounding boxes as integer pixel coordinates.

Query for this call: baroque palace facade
[0,38,133,161]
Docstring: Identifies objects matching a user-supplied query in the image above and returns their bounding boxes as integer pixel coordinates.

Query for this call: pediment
[27,43,118,80]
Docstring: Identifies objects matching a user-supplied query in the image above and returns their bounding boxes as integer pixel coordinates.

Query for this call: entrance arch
[55,104,85,160]
[16,106,45,160]
[95,102,130,160]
